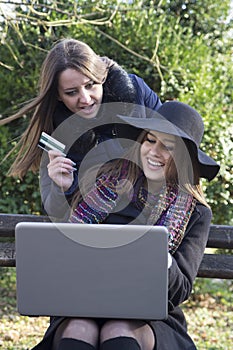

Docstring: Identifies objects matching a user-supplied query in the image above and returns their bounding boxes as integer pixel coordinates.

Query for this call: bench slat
[1,242,233,279]
[0,214,233,247]
[0,214,50,237]
[197,254,233,279]
[0,242,15,266]
[0,258,15,267]
[207,225,233,249]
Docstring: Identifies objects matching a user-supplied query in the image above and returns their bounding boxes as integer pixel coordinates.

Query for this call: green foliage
[178,50,233,224]
[191,278,233,307]
[0,124,42,214]
[0,0,232,223]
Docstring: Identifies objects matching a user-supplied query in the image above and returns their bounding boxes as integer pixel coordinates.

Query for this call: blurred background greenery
[0,0,232,222]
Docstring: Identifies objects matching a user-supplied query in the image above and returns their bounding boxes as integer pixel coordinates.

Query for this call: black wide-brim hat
[117,101,220,181]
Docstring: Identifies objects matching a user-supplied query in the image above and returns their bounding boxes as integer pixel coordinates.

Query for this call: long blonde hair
[5,39,112,179]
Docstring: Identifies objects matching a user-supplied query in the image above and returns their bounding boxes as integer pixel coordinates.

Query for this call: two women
[4,37,220,349]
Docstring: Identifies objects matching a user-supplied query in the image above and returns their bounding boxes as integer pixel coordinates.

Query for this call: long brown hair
[5,38,113,179]
[72,131,209,211]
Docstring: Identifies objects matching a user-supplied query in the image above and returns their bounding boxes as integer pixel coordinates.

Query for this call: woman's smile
[146,158,164,169]
[140,131,176,188]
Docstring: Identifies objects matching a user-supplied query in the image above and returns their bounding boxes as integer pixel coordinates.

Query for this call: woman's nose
[79,89,91,104]
[149,143,161,156]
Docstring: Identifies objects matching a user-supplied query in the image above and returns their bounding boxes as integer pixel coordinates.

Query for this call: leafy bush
[0,0,232,223]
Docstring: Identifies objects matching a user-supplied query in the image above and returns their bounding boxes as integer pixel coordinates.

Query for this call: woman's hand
[47,150,77,192]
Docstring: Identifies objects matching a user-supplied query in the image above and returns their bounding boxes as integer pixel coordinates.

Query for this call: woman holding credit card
[32,101,219,350]
[6,38,162,220]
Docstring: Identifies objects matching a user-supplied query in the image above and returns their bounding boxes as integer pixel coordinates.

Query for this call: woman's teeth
[81,104,93,110]
[147,159,163,167]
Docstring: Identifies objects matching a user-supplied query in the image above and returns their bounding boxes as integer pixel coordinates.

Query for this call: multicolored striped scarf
[70,169,196,254]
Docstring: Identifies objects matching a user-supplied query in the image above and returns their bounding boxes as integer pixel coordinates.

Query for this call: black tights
[57,336,141,350]
[100,337,141,350]
[57,338,95,350]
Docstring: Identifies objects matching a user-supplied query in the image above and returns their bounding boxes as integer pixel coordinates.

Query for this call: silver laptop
[15,222,168,320]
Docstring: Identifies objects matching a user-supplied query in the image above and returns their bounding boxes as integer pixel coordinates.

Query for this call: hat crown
[157,101,204,147]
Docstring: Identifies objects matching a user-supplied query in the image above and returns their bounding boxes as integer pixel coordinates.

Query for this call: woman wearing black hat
[33,101,220,350]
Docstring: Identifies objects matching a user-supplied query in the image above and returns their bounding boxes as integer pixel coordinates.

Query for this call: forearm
[39,163,78,220]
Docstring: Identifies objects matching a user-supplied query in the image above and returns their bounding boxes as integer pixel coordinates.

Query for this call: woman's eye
[65,90,77,96]
[163,145,174,152]
[146,137,174,151]
[146,137,156,144]
[85,82,95,89]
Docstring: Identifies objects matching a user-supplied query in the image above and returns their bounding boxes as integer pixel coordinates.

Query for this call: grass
[0,268,232,349]
[183,278,233,349]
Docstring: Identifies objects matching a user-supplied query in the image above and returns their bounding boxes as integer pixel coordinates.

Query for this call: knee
[59,318,99,342]
[100,320,155,350]
[100,320,133,341]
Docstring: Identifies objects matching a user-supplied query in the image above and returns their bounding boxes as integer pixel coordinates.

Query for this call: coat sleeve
[39,153,77,221]
[129,74,162,111]
[167,204,211,311]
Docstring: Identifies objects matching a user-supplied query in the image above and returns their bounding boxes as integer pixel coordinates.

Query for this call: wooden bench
[0,213,233,279]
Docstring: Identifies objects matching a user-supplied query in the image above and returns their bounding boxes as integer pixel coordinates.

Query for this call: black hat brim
[117,114,220,181]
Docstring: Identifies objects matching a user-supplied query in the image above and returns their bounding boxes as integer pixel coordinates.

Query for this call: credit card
[38,132,66,155]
